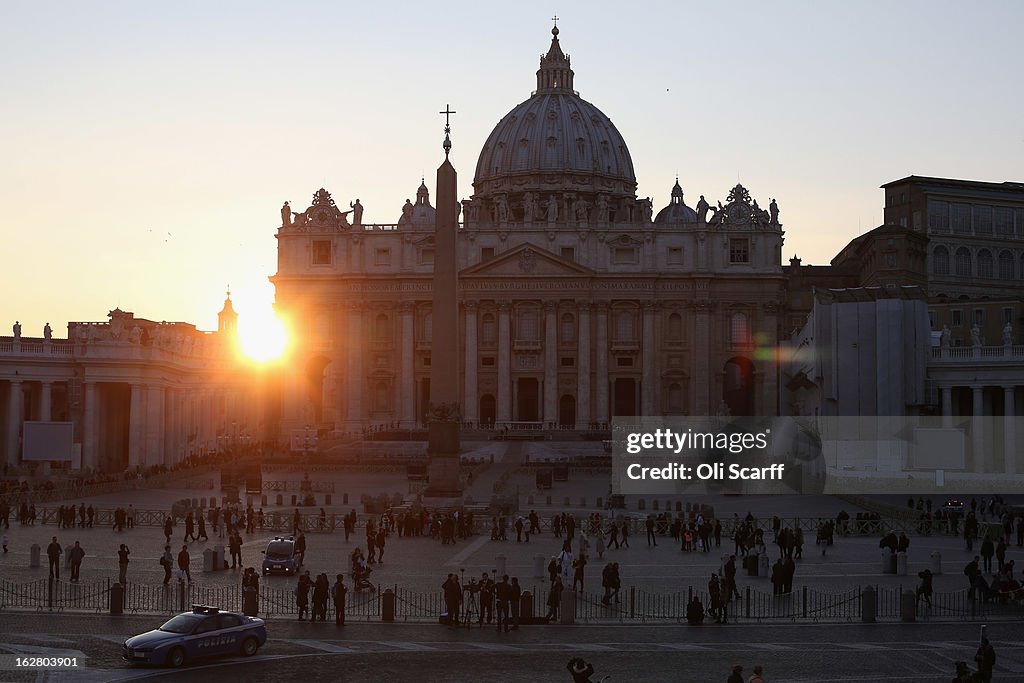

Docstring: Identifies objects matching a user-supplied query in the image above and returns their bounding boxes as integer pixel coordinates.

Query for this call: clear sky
[2,0,1021,337]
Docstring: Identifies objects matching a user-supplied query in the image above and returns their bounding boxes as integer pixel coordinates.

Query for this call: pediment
[461,243,595,277]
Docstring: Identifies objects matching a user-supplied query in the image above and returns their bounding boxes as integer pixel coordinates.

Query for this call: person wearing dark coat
[332,574,347,625]
[296,571,312,621]
[312,573,330,621]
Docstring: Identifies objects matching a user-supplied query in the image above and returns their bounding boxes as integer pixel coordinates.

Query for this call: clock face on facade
[728,202,749,224]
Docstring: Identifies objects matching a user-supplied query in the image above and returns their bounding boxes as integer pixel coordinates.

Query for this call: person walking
[229,532,242,569]
[975,637,996,683]
[69,541,85,582]
[46,537,62,579]
[197,515,208,542]
[117,544,130,584]
[161,545,173,585]
[332,574,347,625]
[646,516,657,547]
[495,575,511,632]
[980,534,994,573]
[375,527,387,564]
[915,569,933,608]
[177,545,191,583]
[184,512,195,543]
[163,517,173,545]
[545,576,563,622]
[295,531,306,567]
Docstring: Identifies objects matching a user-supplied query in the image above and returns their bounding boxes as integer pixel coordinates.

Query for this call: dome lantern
[536,24,574,94]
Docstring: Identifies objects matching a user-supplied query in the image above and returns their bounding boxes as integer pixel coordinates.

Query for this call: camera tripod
[462,589,480,627]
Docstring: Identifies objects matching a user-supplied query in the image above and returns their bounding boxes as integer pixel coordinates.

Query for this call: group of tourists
[442,571,523,630]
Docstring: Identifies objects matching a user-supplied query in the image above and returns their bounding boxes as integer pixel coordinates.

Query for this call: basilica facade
[272,27,788,437]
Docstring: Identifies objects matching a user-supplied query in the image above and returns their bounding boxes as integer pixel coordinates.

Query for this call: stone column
[941,385,953,427]
[145,385,164,467]
[972,385,984,474]
[399,302,416,428]
[345,303,364,428]
[39,381,52,422]
[694,299,712,415]
[543,301,558,426]
[595,303,609,425]
[128,383,145,468]
[463,302,479,425]
[1004,386,1016,475]
[497,302,512,423]
[6,380,23,467]
[82,381,98,471]
[576,302,591,428]
[163,388,177,467]
[641,302,657,416]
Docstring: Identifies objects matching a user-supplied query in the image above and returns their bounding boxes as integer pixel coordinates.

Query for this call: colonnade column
[145,385,164,467]
[463,302,479,425]
[6,380,23,467]
[543,301,558,426]
[399,302,416,428]
[576,303,591,428]
[694,299,712,415]
[128,383,145,468]
[497,301,511,423]
[82,381,98,471]
[594,303,609,425]
[972,385,984,474]
[941,385,953,428]
[641,302,657,416]
[39,381,52,422]
[1005,386,1016,475]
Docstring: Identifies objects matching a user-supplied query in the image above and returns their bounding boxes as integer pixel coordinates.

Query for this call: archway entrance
[558,395,575,428]
[517,378,539,421]
[613,378,636,417]
[723,357,755,416]
[479,394,496,427]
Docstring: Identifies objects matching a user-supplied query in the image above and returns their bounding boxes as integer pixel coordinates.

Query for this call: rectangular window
[616,357,633,368]
[995,207,1013,236]
[481,247,495,261]
[950,310,963,327]
[419,248,435,265]
[423,355,431,367]
[1003,308,1014,325]
[913,211,922,231]
[481,356,495,367]
[729,238,750,264]
[973,205,993,234]
[667,247,683,265]
[560,247,575,261]
[927,200,950,232]
[973,309,984,326]
[312,240,332,265]
[560,357,575,367]
[951,203,971,234]
[613,247,637,264]
[374,248,391,266]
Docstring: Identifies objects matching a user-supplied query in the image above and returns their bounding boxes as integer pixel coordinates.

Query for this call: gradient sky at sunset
[3,0,1021,336]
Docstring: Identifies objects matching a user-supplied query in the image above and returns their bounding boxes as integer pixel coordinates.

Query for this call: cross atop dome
[537,21,574,93]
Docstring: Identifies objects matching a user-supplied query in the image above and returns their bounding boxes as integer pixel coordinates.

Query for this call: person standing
[184,512,195,543]
[177,545,191,583]
[161,545,173,585]
[332,574,347,626]
[975,637,996,683]
[197,514,208,542]
[229,532,242,569]
[163,517,173,545]
[375,527,387,564]
[980,534,995,573]
[296,571,312,621]
[312,573,329,622]
[127,504,135,529]
[646,516,657,547]
[509,576,522,631]
[545,576,563,622]
[69,541,85,582]
[620,520,630,548]
[295,531,306,567]
[117,544,130,584]
[47,537,62,580]
[748,664,765,683]
[443,573,461,629]
[495,575,511,632]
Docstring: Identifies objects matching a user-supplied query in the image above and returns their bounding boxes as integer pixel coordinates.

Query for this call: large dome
[470,27,638,221]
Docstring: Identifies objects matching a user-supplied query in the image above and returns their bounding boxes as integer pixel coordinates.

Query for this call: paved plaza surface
[0,615,1020,682]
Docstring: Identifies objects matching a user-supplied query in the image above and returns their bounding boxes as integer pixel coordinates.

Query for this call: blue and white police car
[122,605,267,667]
[261,536,299,576]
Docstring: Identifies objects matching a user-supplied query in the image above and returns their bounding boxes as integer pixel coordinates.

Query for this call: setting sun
[237,307,289,362]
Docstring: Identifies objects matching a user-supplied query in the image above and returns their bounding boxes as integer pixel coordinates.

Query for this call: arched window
[999,250,1015,280]
[615,310,634,341]
[375,313,390,340]
[668,312,683,341]
[955,247,972,278]
[730,313,750,347]
[977,249,993,278]
[374,381,390,412]
[481,313,496,345]
[932,246,950,275]
[560,312,575,344]
[519,309,538,341]
[423,312,433,343]
[668,383,682,413]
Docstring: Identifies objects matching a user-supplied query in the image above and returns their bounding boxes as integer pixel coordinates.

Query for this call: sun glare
[237,308,289,363]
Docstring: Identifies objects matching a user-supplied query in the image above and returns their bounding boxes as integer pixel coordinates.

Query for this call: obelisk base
[424,422,463,498]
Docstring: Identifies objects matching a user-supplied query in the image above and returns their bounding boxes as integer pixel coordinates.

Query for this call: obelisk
[425,105,462,498]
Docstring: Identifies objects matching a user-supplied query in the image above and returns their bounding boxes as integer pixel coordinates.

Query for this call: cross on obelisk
[552,14,558,26]
[440,104,456,157]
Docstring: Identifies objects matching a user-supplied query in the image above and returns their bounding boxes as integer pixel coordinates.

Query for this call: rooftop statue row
[65,309,218,357]
[280,189,363,232]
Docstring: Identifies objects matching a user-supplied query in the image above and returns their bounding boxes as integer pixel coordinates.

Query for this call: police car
[261,536,299,575]
[122,605,266,667]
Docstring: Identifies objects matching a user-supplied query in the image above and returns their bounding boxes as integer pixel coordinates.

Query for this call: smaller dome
[398,179,436,227]
[655,179,697,224]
